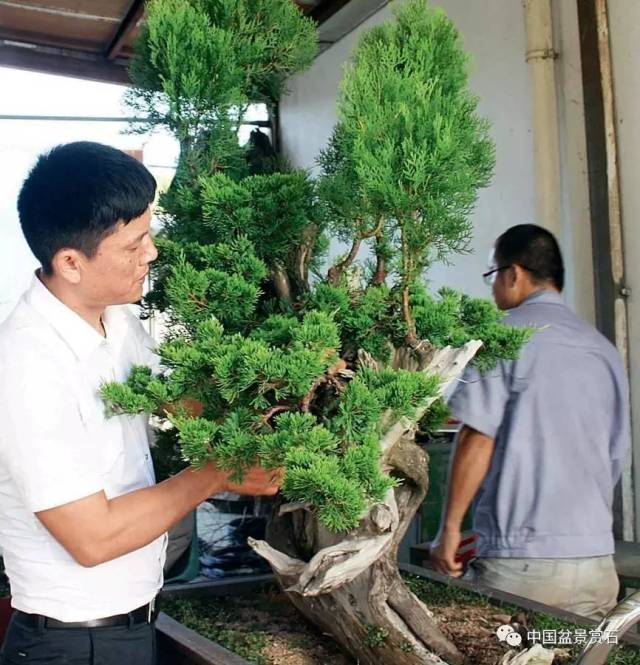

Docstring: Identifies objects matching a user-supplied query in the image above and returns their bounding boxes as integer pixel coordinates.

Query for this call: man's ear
[50,248,84,285]
[506,264,520,288]
[512,263,537,289]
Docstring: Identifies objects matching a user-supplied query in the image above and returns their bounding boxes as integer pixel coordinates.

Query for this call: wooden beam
[106,0,145,60]
[0,1,120,23]
[0,26,101,53]
[0,114,143,122]
[0,42,129,85]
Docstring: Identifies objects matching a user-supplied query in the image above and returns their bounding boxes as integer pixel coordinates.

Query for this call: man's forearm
[443,425,495,531]
[98,464,226,564]
[38,462,226,566]
[37,463,280,567]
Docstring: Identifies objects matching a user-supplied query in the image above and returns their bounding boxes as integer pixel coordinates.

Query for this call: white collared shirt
[0,276,166,621]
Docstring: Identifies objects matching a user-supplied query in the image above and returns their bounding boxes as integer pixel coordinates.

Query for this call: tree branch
[401,213,419,347]
[327,217,385,287]
[293,222,318,294]
[327,237,362,286]
[370,235,387,285]
[189,293,207,308]
[300,376,327,412]
[368,216,385,238]
[402,286,418,348]
[300,358,347,412]
[256,403,292,429]
[272,263,293,305]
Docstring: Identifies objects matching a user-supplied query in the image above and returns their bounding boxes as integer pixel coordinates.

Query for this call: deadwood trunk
[250,342,481,665]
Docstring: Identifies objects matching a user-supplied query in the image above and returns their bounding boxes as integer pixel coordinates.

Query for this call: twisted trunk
[250,342,481,665]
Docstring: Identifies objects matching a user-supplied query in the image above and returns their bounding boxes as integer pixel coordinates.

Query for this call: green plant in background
[103,2,533,662]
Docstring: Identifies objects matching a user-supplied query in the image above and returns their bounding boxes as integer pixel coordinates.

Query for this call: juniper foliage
[102,0,530,532]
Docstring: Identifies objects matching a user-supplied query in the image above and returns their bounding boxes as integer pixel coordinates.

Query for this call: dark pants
[0,612,156,664]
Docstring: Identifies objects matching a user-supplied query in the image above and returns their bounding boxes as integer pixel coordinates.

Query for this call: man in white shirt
[0,141,279,664]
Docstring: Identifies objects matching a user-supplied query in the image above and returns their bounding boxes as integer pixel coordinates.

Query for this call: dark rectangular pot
[156,566,640,664]
[156,612,251,665]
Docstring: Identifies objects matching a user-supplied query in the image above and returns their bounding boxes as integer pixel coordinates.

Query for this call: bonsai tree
[103,1,530,663]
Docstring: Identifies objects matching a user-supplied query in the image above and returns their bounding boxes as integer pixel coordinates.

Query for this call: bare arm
[36,463,280,567]
[431,425,495,576]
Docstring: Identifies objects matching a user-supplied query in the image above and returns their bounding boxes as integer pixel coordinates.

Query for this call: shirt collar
[25,274,107,360]
[518,288,564,307]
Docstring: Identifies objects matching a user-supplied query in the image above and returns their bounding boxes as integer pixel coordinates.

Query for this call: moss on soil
[405,574,640,665]
[163,574,640,665]
[162,586,351,665]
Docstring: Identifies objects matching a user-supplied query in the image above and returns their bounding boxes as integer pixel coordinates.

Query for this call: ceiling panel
[0,0,353,84]
[0,5,117,51]
[2,1,131,20]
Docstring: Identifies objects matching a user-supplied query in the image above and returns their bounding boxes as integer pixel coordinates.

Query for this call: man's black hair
[495,224,565,291]
[17,141,157,275]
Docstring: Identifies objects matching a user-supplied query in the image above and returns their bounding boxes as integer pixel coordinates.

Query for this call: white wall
[608,0,640,537]
[0,67,179,324]
[280,0,593,319]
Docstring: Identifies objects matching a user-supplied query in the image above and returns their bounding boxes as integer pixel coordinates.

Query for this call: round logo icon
[496,624,514,642]
[496,624,523,647]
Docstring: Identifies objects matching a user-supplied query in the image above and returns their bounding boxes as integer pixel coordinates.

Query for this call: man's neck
[520,282,559,302]
[38,271,106,337]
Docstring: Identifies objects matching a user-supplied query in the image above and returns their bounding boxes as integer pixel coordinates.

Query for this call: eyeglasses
[482,265,510,286]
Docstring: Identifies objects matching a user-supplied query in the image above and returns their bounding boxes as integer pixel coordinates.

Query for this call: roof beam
[105,0,145,60]
[0,1,119,23]
[0,26,99,53]
[0,41,129,84]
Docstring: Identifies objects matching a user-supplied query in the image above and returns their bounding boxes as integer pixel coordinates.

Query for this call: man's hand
[223,466,283,496]
[430,527,463,577]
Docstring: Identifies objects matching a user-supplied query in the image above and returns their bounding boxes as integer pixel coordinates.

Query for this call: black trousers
[0,612,156,664]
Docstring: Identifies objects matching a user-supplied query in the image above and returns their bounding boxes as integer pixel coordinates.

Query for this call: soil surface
[162,573,640,665]
[163,586,351,665]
